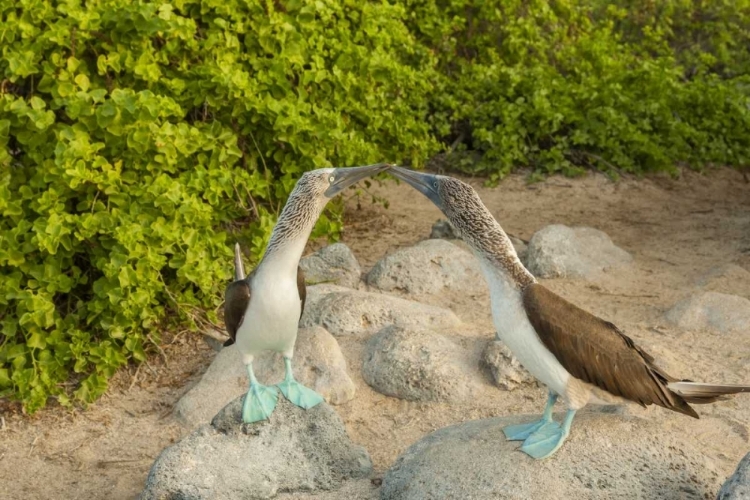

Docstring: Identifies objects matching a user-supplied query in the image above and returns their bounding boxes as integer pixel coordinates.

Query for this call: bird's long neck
[452,207,535,290]
[258,190,321,278]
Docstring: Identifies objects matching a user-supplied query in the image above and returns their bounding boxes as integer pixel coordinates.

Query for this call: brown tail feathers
[667,381,750,405]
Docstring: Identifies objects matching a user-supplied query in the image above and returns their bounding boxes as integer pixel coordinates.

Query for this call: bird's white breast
[235,268,301,364]
[477,257,571,397]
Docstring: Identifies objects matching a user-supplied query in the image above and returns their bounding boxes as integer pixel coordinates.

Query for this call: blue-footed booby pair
[224,163,390,423]
[389,165,750,459]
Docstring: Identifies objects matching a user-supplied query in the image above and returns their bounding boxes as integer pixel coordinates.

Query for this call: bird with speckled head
[225,163,391,423]
[388,165,750,460]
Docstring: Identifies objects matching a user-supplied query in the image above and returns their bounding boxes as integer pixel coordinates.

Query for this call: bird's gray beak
[233,243,245,281]
[324,162,391,198]
[388,166,444,211]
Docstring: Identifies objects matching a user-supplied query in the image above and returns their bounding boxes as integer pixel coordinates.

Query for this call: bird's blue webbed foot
[503,419,560,441]
[520,409,577,460]
[242,364,279,423]
[503,391,559,441]
[276,357,324,410]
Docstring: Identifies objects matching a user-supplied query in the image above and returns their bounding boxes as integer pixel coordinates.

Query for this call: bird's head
[388,166,487,237]
[294,163,392,205]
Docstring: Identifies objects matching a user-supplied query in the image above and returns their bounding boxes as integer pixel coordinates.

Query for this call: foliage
[0,0,437,412]
[3,0,750,412]
[405,0,750,182]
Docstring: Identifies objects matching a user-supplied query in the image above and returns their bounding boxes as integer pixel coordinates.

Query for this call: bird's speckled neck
[440,186,535,289]
[258,182,325,276]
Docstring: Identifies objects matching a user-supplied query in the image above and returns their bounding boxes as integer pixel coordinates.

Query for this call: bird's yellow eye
[329,175,335,183]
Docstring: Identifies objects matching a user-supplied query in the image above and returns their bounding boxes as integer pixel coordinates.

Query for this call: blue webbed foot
[503,419,560,441]
[519,409,577,460]
[277,357,323,410]
[504,391,559,441]
[277,379,324,409]
[242,383,279,423]
[520,422,568,459]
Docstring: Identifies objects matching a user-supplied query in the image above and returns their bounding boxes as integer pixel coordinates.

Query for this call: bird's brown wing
[297,265,306,320]
[223,278,252,347]
[523,283,698,418]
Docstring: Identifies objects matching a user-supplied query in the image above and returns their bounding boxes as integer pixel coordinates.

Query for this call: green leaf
[27,333,47,350]
[75,74,91,91]
[58,82,75,97]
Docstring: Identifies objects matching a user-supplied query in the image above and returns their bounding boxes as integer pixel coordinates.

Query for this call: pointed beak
[233,243,245,281]
[388,166,444,211]
[324,162,392,198]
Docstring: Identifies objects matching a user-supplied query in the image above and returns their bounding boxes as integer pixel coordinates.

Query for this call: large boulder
[142,397,372,500]
[718,452,750,499]
[664,292,750,334]
[366,239,486,297]
[300,243,362,288]
[300,287,461,337]
[481,340,540,391]
[362,325,484,403]
[174,326,355,429]
[526,225,632,279]
[381,412,724,500]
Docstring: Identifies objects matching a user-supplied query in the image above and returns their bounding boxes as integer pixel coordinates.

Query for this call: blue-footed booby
[389,165,750,459]
[224,163,390,423]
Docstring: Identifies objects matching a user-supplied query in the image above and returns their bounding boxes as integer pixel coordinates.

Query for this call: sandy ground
[1,167,749,500]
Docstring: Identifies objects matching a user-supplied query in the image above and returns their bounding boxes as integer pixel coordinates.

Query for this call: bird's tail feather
[668,381,750,404]
[234,242,246,281]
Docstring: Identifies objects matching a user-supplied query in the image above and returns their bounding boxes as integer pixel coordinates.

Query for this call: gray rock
[174,327,355,429]
[366,239,486,296]
[695,264,750,298]
[481,340,540,391]
[718,452,750,499]
[429,219,458,239]
[382,412,723,500]
[142,397,372,500]
[300,287,461,337]
[304,283,353,310]
[362,326,483,403]
[300,243,362,288]
[664,292,750,334]
[526,224,633,279]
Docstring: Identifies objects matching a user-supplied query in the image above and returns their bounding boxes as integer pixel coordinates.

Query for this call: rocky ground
[1,167,749,499]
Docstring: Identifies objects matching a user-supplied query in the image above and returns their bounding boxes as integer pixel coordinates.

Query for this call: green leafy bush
[406,0,750,181]
[0,0,437,412]
[3,0,750,412]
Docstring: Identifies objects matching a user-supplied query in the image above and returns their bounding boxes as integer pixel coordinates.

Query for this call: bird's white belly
[481,262,571,397]
[235,274,301,364]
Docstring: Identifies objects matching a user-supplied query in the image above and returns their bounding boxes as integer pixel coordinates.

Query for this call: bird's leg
[503,391,559,441]
[520,409,577,460]
[242,363,279,423]
[276,357,324,410]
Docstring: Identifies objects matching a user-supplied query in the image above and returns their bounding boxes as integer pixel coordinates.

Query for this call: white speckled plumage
[224,163,391,422]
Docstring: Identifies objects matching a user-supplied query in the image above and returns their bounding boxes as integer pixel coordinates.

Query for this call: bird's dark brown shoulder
[224,279,251,345]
